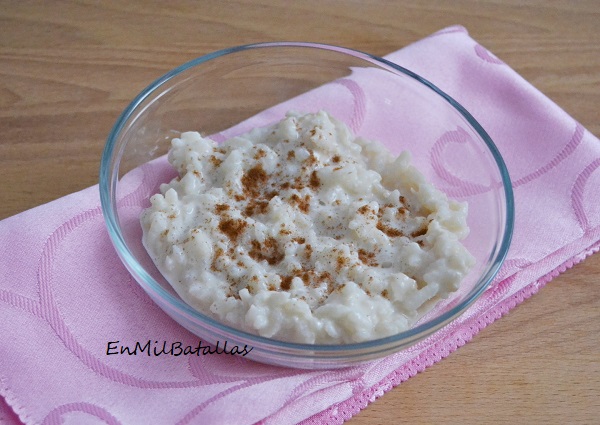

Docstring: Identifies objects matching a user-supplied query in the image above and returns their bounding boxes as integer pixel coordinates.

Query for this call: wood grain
[1,1,598,423]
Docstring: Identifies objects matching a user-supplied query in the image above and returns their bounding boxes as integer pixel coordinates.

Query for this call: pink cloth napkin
[1,26,599,425]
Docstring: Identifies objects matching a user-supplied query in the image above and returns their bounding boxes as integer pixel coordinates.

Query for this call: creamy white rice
[141,111,475,344]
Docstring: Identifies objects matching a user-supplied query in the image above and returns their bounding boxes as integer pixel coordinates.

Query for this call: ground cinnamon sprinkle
[320,271,332,281]
[242,164,268,196]
[215,204,230,213]
[305,149,317,166]
[304,244,313,260]
[249,238,284,266]
[300,271,311,285]
[211,247,224,271]
[309,170,320,190]
[289,193,311,213]
[280,275,294,291]
[244,200,269,216]
[358,249,378,266]
[218,218,247,242]
[292,176,304,190]
[376,221,403,237]
[336,255,348,272]
[209,155,223,167]
[357,205,372,215]
[279,268,317,290]
[411,226,428,238]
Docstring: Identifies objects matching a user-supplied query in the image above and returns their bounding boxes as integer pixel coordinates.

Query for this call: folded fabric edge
[299,239,600,424]
[0,385,28,425]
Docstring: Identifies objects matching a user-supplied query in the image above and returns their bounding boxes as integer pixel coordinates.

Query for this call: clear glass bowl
[100,42,514,369]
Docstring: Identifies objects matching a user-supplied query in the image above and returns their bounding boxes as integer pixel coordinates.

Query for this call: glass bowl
[99,42,514,369]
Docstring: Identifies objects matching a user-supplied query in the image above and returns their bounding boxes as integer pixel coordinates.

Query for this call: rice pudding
[140,111,475,344]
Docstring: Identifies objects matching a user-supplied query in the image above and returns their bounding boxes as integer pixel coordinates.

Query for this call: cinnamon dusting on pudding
[249,238,284,266]
[376,221,403,238]
[358,249,378,267]
[242,164,268,197]
[140,111,475,344]
[218,218,247,242]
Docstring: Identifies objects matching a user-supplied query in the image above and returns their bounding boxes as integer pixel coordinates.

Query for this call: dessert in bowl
[100,42,513,369]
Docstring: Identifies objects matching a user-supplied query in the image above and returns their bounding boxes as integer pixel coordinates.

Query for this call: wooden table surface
[1,1,598,423]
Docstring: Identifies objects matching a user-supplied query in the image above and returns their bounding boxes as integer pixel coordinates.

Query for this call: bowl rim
[99,41,514,355]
